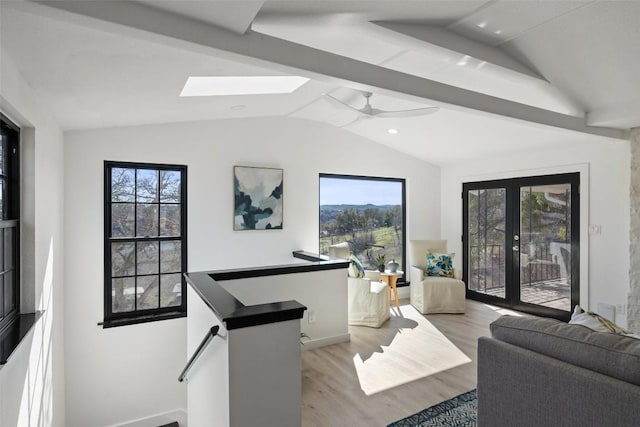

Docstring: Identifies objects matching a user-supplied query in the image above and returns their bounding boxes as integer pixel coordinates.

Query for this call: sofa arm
[410,266,424,283]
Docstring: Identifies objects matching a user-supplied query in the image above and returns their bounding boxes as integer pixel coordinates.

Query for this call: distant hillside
[320,204,399,224]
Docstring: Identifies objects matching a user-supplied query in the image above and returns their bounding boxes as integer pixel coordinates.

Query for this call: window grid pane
[106,163,185,321]
[0,116,19,331]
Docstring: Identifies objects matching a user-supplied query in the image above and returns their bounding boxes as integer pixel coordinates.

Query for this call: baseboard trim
[108,408,187,427]
[301,333,350,350]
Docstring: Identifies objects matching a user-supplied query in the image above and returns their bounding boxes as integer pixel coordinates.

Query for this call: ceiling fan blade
[324,93,366,116]
[374,107,440,118]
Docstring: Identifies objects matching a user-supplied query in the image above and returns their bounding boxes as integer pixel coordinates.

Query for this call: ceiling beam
[372,21,547,82]
[587,100,640,129]
[30,0,627,140]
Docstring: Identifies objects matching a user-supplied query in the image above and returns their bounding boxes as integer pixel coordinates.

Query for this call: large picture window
[319,174,406,281]
[0,114,20,332]
[104,161,187,327]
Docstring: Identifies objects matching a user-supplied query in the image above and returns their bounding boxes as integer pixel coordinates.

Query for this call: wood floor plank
[301,299,518,426]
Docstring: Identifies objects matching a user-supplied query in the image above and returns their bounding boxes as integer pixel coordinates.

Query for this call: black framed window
[0,114,20,333]
[319,174,407,283]
[104,161,187,327]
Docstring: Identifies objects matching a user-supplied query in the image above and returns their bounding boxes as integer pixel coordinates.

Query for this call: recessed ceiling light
[387,128,399,135]
[494,29,503,35]
[230,105,246,110]
[180,76,309,97]
[477,21,487,28]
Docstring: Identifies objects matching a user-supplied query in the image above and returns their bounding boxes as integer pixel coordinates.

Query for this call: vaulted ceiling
[1,0,638,165]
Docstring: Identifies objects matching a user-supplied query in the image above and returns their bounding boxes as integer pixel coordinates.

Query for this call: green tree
[335,208,364,238]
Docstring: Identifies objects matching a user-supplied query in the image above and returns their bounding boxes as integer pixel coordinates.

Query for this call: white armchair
[329,243,390,328]
[409,240,466,314]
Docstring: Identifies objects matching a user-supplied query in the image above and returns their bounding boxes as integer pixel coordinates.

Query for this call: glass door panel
[463,173,579,320]
[519,184,572,312]
[467,188,506,298]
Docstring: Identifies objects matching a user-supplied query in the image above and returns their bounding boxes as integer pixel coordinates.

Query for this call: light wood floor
[301,299,518,426]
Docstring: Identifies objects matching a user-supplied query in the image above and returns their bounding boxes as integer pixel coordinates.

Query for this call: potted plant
[376,254,386,272]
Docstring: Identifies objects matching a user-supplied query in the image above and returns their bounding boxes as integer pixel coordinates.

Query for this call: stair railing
[178,325,220,382]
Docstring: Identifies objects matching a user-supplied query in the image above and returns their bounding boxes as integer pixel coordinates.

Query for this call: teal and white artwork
[234,166,283,230]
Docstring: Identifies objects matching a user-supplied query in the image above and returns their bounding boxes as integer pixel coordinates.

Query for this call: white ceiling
[1,0,638,165]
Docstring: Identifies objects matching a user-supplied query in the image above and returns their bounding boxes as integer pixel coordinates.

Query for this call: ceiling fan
[324,91,439,122]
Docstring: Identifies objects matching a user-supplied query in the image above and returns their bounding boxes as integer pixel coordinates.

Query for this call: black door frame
[462,172,580,320]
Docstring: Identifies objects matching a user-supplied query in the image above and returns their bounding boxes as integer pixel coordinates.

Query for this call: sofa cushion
[490,315,640,386]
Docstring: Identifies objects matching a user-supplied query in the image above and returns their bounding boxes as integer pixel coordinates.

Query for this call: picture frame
[233,166,283,230]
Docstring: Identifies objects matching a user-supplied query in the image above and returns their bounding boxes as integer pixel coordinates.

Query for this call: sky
[320,177,402,206]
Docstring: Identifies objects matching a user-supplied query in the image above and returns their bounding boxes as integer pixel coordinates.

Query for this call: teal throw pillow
[425,251,455,278]
[348,255,365,278]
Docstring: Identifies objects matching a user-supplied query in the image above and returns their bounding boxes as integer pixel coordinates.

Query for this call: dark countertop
[0,312,43,366]
[184,252,348,330]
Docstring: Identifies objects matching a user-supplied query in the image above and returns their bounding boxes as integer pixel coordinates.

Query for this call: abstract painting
[234,166,283,230]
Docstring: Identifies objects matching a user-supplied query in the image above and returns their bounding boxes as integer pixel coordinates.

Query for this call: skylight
[180,76,309,96]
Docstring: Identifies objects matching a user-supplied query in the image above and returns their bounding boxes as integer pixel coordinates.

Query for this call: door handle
[512,245,520,252]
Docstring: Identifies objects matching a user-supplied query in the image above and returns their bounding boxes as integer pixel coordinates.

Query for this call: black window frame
[0,113,20,334]
[318,173,408,285]
[104,161,187,328]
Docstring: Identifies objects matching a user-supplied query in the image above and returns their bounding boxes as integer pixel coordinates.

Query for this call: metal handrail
[178,325,220,383]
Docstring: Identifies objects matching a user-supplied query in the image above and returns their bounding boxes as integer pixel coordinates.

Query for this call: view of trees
[110,167,183,313]
[468,188,506,292]
[468,185,571,292]
[320,204,403,270]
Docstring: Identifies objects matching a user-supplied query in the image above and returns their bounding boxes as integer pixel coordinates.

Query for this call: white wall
[63,117,441,426]
[186,286,229,427]
[441,140,630,326]
[0,55,66,425]
[221,268,349,348]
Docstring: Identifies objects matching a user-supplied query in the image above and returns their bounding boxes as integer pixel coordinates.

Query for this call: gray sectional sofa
[478,315,640,427]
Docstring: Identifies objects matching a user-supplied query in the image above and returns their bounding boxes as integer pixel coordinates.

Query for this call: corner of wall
[628,128,640,332]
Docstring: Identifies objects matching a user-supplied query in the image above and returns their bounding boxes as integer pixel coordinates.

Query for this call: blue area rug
[387,389,477,427]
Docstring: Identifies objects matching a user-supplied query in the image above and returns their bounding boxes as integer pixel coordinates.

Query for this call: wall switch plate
[308,310,316,324]
[589,224,602,235]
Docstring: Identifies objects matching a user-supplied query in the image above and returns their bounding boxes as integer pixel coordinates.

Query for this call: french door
[462,173,579,320]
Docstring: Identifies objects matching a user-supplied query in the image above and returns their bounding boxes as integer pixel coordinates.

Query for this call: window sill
[101,310,186,329]
[0,311,43,366]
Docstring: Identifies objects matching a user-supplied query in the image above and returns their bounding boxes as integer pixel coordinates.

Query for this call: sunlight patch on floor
[352,304,471,395]
[482,303,524,317]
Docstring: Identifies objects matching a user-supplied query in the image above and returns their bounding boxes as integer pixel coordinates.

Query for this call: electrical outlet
[308,310,316,324]
[617,304,626,315]
[588,224,601,235]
